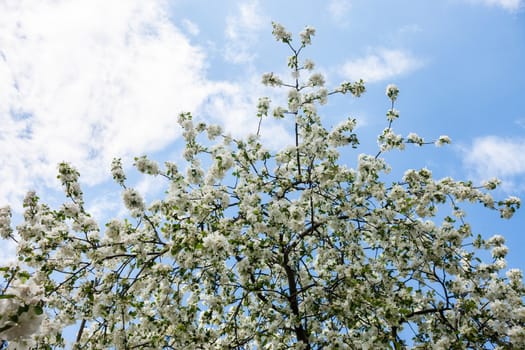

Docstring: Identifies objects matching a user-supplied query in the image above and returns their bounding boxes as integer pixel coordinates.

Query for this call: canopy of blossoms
[0,23,523,349]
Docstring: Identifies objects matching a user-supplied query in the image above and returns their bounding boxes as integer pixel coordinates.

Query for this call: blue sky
[0,0,524,270]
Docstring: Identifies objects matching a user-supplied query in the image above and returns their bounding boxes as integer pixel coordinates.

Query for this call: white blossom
[492,245,509,259]
[122,188,145,215]
[308,73,325,87]
[207,124,223,140]
[0,305,43,343]
[61,202,80,217]
[261,72,283,87]
[134,156,160,175]
[105,219,122,241]
[202,232,230,254]
[303,59,315,70]
[272,106,286,119]
[0,206,13,239]
[483,178,501,190]
[317,88,328,105]
[435,135,452,147]
[506,268,523,284]
[406,132,424,145]
[509,326,525,346]
[271,22,291,43]
[378,128,404,151]
[111,158,126,185]
[287,89,301,112]
[0,279,44,343]
[487,234,505,247]
[257,97,271,117]
[299,26,315,45]
[386,108,400,121]
[385,83,399,101]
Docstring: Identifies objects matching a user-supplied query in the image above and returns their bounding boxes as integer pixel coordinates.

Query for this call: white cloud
[84,175,166,225]
[462,136,525,191]
[0,0,225,209]
[464,0,523,11]
[515,118,525,129]
[398,24,422,35]
[340,49,424,83]
[0,240,17,265]
[328,0,352,25]
[224,0,267,64]
[200,78,293,150]
[85,191,123,222]
[135,173,168,204]
[181,19,200,36]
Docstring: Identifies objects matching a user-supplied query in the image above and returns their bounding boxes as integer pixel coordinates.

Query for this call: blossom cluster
[0,273,45,348]
[0,206,13,239]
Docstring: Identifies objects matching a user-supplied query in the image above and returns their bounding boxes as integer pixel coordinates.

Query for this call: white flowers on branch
[386,83,399,102]
[271,22,292,43]
[0,23,524,349]
[435,135,452,147]
[299,26,315,46]
[261,72,283,87]
[0,272,44,348]
[122,188,145,216]
[0,206,13,239]
[134,156,160,175]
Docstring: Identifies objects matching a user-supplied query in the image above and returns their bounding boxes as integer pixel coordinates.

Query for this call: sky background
[0,0,524,270]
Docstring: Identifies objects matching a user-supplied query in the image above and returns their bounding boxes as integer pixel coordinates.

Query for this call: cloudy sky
[1,0,524,268]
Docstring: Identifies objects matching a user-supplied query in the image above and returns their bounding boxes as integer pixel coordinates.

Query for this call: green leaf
[0,294,15,299]
[34,304,44,315]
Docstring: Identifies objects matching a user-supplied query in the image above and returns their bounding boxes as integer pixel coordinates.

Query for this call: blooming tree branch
[0,23,523,349]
